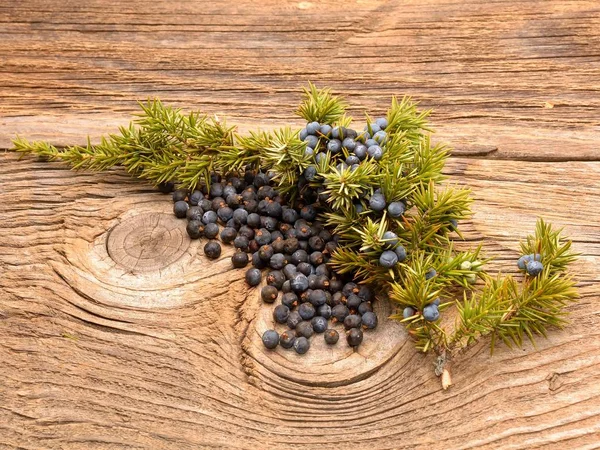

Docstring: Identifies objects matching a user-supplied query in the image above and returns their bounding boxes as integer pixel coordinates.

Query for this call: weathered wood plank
[1,153,598,449]
[1,0,599,159]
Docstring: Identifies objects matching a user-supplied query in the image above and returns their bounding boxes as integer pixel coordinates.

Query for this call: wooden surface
[1,1,599,449]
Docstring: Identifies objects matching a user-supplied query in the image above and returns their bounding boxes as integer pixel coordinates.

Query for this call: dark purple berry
[296,321,314,338]
[361,311,378,329]
[204,222,219,239]
[273,305,290,324]
[346,328,363,347]
[186,220,203,239]
[245,268,262,286]
[279,330,296,349]
[204,241,221,260]
[311,316,328,333]
[173,200,189,218]
[261,285,278,304]
[298,302,316,320]
[293,336,310,354]
[324,329,339,345]
[232,251,249,268]
[262,330,279,349]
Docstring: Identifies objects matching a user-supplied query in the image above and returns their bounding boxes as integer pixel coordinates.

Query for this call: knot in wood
[107,212,189,272]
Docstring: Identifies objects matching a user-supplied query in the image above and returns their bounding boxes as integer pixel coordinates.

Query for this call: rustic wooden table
[1,1,599,449]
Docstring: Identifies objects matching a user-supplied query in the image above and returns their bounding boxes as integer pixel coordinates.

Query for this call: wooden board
[1,1,599,449]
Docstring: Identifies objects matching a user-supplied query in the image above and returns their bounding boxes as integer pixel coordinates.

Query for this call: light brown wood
[1,1,599,449]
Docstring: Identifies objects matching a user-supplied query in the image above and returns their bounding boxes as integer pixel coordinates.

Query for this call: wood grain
[1,0,600,449]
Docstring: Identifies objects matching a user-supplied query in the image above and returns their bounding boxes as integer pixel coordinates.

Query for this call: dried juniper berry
[204,223,219,239]
[332,304,350,323]
[273,305,290,324]
[247,213,261,228]
[309,251,324,266]
[232,208,248,225]
[245,268,262,286]
[209,183,223,198]
[317,304,332,319]
[202,210,218,225]
[307,274,319,290]
[329,278,343,293]
[262,330,279,349]
[309,289,327,307]
[296,321,314,339]
[172,189,188,202]
[158,181,175,194]
[311,316,328,333]
[342,282,359,297]
[330,292,344,306]
[358,302,373,315]
[248,239,259,254]
[254,228,272,246]
[234,235,250,252]
[283,238,299,254]
[344,314,362,330]
[270,253,287,270]
[173,200,189,219]
[296,262,312,276]
[279,330,296,349]
[266,270,286,289]
[282,292,299,309]
[293,336,310,355]
[186,206,203,222]
[204,241,222,260]
[281,280,291,293]
[282,208,299,224]
[252,252,267,269]
[291,249,309,265]
[261,285,278,304]
[324,329,339,345]
[346,328,363,347]
[283,264,297,280]
[290,273,309,293]
[287,311,302,329]
[361,311,378,329]
[232,251,249,269]
[220,227,237,244]
[346,294,362,311]
[298,302,316,320]
[186,220,203,239]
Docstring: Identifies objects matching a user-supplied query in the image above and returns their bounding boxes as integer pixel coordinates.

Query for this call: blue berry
[368,123,381,134]
[344,314,362,330]
[327,139,342,154]
[231,251,249,268]
[332,304,349,322]
[304,135,319,149]
[358,302,373,315]
[394,246,407,262]
[202,210,218,224]
[367,145,383,160]
[403,307,416,319]
[279,330,296,349]
[346,328,363,347]
[293,336,310,354]
[375,117,388,130]
[353,143,367,160]
[311,316,328,333]
[315,152,327,163]
[318,304,332,319]
[298,302,316,320]
[432,297,441,306]
[173,200,189,218]
[425,268,437,280]
[204,223,219,239]
[324,329,339,345]
[388,201,405,218]
[365,138,377,148]
[342,137,356,151]
[423,304,440,322]
[245,268,262,286]
[261,285,278,303]
[346,155,360,166]
[346,293,362,311]
[450,219,458,230]
[319,124,332,137]
[526,260,544,276]
[186,220,203,239]
[517,254,533,270]
[262,330,279,349]
[172,189,188,202]
[296,321,314,338]
[287,311,302,329]
[354,202,364,213]
[382,230,399,248]
[304,147,314,158]
[204,241,221,260]
[380,250,399,268]
[373,130,388,144]
[304,166,317,181]
[369,193,387,211]
[273,305,290,324]
[232,208,248,225]
[299,128,308,141]
[358,285,374,302]
[362,311,378,329]
[291,273,309,293]
[306,121,320,135]
[189,190,203,206]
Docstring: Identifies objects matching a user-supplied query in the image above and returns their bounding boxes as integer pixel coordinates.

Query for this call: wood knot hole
[106,212,189,272]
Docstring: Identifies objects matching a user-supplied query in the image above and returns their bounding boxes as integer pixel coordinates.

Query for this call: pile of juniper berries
[163,159,380,355]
